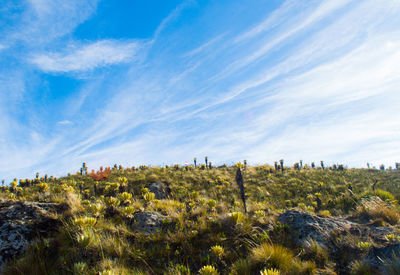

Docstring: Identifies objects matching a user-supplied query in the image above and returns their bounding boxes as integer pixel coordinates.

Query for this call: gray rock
[129,211,167,233]
[0,200,66,270]
[278,210,394,246]
[147,182,170,199]
[278,210,354,247]
[278,210,399,273]
[364,244,400,272]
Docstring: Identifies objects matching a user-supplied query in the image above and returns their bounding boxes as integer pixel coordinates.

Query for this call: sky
[0,0,400,181]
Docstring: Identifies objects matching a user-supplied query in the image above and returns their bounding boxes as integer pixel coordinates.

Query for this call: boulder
[278,210,394,248]
[278,210,397,273]
[147,182,170,199]
[278,210,354,247]
[0,200,67,269]
[129,211,167,233]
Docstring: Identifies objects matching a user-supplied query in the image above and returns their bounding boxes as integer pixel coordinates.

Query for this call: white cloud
[21,0,99,44]
[2,0,400,182]
[31,40,141,72]
[234,0,301,43]
[245,109,400,167]
[213,0,353,83]
[57,120,73,126]
[39,0,400,172]
[182,34,225,57]
[152,0,194,41]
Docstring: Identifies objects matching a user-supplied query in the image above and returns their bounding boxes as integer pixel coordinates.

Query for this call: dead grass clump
[356,197,400,225]
[66,192,83,215]
[248,242,316,274]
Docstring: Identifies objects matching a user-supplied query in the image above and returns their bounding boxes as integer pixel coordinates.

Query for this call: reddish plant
[89,167,111,181]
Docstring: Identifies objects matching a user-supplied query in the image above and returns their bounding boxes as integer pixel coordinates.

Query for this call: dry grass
[65,192,84,215]
[356,197,400,225]
[249,242,316,274]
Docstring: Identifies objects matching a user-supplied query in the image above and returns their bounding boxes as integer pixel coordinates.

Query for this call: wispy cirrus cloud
[56,120,73,126]
[31,40,142,73]
[21,0,99,44]
[0,0,102,180]
[1,0,400,182]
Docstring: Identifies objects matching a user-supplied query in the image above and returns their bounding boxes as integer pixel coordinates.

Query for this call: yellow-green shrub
[260,269,280,275]
[198,265,219,275]
[74,216,97,228]
[210,245,224,258]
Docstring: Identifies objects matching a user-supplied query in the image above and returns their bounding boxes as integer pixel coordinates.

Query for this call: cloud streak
[31,40,141,73]
[1,0,400,182]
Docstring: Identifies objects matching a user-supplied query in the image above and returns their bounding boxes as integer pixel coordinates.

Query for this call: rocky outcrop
[278,210,393,247]
[146,182,170,199]
[0,199,67,269]
[128,211,167,233]
[278,210,354,247]
[278,210,398,274]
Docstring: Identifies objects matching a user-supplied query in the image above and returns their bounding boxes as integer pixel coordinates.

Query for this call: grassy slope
[1,164,400,274]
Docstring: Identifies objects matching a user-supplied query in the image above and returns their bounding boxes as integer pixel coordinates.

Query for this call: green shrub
[229,211,245,225]
[260,268,280,275]
[166,264,191,275]
[210,245,224,258]
[198,265,219,275]
[73,262,88,275]
[350,260,372,275]
[104,196,120,208]
[361,189,396,202]
[74,216,97,228]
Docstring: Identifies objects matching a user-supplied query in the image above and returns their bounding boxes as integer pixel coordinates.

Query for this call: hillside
[1,163,400,274]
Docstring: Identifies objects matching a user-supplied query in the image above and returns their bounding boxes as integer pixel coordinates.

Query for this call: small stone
[128,211,167,233]
[146,182,170,200]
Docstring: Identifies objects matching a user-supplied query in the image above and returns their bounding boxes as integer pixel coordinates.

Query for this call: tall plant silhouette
[235,167,247,214]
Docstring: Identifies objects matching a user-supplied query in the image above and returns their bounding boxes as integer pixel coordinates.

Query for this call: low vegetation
[1,161,400,274]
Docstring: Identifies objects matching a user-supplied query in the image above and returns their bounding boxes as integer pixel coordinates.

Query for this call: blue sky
[1,0,400,181]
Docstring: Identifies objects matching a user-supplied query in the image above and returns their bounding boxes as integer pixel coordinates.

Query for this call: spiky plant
[199,265,219,275]
[260,269,280,275]
[73,262,88,275]
[229,211,245,225]
[118,192,132,205]
[142,188,155,203]
[74,216,97,228]
[210,245,224,258]
[104,196,120,208]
